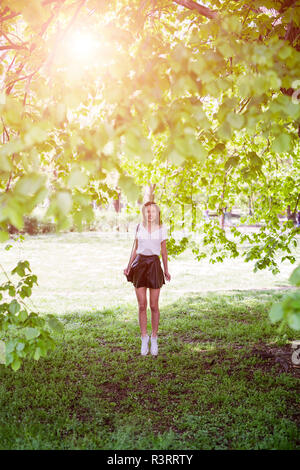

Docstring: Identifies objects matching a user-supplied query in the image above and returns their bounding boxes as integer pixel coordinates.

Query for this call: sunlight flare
[63,30,100,64]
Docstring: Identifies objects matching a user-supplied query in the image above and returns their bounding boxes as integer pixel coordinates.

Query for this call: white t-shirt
[136,223,168,256]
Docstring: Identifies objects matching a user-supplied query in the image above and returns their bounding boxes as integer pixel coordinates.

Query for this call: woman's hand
[164,271,171,282]
[124,267,130,276]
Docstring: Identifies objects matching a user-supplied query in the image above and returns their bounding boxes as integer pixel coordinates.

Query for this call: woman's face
[146,205,159,224]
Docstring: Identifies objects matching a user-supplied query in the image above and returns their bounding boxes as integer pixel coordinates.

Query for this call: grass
[0,232,299,450]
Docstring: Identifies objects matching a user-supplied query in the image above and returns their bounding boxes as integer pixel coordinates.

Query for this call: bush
[7,217,56,236]
[89,208,138,232]
[8,206,140,236]
[24,217,39,235]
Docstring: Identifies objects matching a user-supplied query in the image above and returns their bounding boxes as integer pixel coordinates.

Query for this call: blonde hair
[141,202,162,227]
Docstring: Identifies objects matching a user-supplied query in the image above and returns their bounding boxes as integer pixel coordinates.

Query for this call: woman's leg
[134,286,148,336]
[149,288,161,337]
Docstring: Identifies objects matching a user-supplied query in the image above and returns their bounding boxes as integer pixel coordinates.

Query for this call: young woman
[124,202,171,356]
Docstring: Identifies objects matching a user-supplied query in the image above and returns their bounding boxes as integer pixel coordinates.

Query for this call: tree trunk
[248,196,253,216]
[144,183,156,203]
[113,191,121,212]
[220,210,225,230]
[192,202,196,230]
[287,205,296,222]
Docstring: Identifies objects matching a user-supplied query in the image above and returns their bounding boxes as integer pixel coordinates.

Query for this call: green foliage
[0,1,299,266]
[289,266,300,287]
[0,260,63,371]
[269,265,300,331]
[166,236,189,259]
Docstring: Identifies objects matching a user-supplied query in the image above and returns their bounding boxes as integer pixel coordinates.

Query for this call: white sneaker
[150,335,158,356]
[141,334,150,355]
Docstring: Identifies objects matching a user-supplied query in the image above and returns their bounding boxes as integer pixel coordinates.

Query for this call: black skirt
[127,254,165,289]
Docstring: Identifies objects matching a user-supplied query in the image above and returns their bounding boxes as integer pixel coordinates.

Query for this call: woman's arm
[127,239,138,269]
[161,240,171,281]
[124,240,138,276]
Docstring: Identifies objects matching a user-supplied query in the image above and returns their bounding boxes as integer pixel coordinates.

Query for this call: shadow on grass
[0,289,299,450]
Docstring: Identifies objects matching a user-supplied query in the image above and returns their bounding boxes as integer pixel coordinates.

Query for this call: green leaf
[20,285,32,299]
[0,154,12,172]
[14,173,46,197]
[117,175,141,203]
[223,16,243,34]
[209,143,226,155]
[217,121,232,140]
[208,195,218,210]
[56,191,73,216]
[5,352,13,366]
[271,134,292,153]
[174,135,207,161]
[287,313,300,331]
[289,265,300,287]
[47,316,64,334]
[6,207,23,230]
[172,75,198,96]
[8,286,16,297]
[33,347,41,361]
[225,156,239,171]
[147,115,161,134]
[278,45,292,60]
[269,303,284,323]
[11,261,31,277]
[16,342,25,352]
[217,42,235,58]
[0,231,9,243]
[248,152,262,168]
[5,339,16,354]
[172,43,188,62]
[11,358,21,371]
[8,299,20,314]
[21,0,48,28]
[68,169,89,189]
[123,131,153,164]
[0,138,23,158]
[193,142,208,161]
[18,310,28,322]
[189,56,206,75]
[168,149,185,165]
[24,327,40,340]
[226,113,245,130]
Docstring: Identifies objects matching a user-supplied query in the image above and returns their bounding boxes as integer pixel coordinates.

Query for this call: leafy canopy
[0,0,299,272]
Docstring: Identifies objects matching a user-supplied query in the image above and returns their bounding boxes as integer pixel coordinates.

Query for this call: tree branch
[3,1,65,97]
[1,117,9,144]
[0,12,21,22]
[1,31,28,49]
[0,44,27,51]
[293,193,300,214]
[1,117,15,193]
[42,0,66,6]
[238,97,252,113]
[5,71,37,91]
[172,0,218,19]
